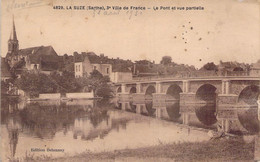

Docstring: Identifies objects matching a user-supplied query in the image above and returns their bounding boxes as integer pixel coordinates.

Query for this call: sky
[1,0,259,68]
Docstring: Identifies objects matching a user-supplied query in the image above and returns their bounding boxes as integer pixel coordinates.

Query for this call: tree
[135,60,153,65]
[201,62,218,71]
[1,80,9,95]
[15,71,56,97]
[160,56,172,65]
[14,69,113,98]
[86,70,113,98]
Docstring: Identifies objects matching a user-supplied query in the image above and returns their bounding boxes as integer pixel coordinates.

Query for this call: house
[74,52,112,78]
[110,64,133,83]
[5,18,60,76]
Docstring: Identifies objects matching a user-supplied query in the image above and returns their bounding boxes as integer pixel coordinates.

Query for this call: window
[93,66,96,70]
[107,68,109,74]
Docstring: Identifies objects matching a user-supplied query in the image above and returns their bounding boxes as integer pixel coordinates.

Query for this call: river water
[1,98,259,161]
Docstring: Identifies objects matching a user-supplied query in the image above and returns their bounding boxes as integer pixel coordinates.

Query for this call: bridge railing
[132,71,251,81]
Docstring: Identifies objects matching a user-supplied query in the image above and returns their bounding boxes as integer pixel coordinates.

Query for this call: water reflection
[195,104,217,126]
[144,100,156,116]
[238,108,260,133]
[166,101,181,121]
[7,117,21,161]
[115,97,259,135]
[129,101,136,113]
[2,96,259,161]
[2,98,212,161]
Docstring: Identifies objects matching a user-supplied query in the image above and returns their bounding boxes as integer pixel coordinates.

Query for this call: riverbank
[26,137,255,162]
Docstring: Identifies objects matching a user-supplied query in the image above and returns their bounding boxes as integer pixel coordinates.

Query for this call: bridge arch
[165,84,182,120]
[129,87,137,94]
[166,84,183,99]
[145,85,156,96]
[237,85,260,133]
[195,84,217,126]
[238,85,260,105]
[195,84,217,101]
[116,87,122,93]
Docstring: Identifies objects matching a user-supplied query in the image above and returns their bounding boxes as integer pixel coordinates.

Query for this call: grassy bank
[26,137,255,162]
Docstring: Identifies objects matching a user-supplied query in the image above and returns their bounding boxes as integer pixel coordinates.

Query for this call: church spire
[9,15,17,41]
[7,15,19,54]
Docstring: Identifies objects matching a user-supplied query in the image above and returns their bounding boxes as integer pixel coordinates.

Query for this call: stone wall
[39,93,61,99]
[66,92,94,99]
[189,80,222,94]
[180,93,196,113]
[230,80,259,95]
[161,82,183,93]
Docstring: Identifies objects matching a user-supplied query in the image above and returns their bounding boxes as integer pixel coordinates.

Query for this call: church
[4,17,61,77]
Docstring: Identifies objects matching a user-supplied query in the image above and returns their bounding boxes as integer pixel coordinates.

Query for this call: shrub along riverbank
[26,137,255,162]
[14,70,113,98]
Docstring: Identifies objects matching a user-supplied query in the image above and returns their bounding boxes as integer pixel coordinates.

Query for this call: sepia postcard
[1,0,260,161]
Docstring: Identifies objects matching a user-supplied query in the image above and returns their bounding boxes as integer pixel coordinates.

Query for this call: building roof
[19,46,59,71]
[112,64,132,72]
[1,58,12,78]
[19,46,58,59]
[74,52,111,64]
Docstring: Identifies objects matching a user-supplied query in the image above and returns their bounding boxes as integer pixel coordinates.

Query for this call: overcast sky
[1,0,259,68]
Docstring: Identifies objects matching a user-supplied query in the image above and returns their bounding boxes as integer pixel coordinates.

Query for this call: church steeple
[8,15,19,53]
[10,16,18,41]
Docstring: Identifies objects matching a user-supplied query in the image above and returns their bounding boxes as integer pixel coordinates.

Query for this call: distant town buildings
[73,52,133,83]
[1,17,260,90]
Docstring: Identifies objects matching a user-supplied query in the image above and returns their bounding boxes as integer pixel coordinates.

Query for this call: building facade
[74,52,112,78]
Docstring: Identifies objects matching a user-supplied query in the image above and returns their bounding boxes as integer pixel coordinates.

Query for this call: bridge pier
[118,84,132,101]
[180,93,196,125]
[182,113,190,125]
[132,93,145,101]
[217,94,238,133]
[130,83,146,101]
[121,102,127,110]
[221,80,230,95]
[153,82,167,101]
[153,82,167,118]
[183,80,190,93]
[180,93,196,113]
[136,104,143,114]
[155,107,162,118]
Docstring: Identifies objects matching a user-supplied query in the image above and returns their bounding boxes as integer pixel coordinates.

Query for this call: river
[1,97,259,161]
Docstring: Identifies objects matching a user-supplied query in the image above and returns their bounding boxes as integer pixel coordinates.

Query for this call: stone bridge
[115,73,260,133]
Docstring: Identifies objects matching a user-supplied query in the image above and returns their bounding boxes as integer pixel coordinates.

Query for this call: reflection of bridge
[115,73,260,132]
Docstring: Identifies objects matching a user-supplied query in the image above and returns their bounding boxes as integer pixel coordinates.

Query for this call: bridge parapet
[131,71,255,82]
